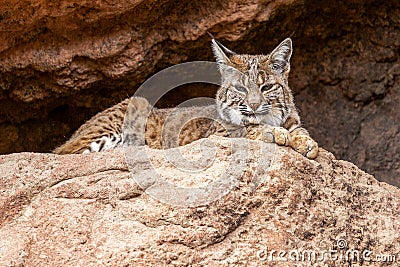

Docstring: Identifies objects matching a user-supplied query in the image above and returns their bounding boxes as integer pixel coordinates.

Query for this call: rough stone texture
[0,137,399,266]
[0,0,399,188]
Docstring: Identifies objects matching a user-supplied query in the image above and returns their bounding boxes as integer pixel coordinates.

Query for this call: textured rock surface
[0,0,399,187]
[0,137,399,266]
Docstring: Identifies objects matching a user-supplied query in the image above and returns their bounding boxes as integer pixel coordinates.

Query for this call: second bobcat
[54,37,319,159]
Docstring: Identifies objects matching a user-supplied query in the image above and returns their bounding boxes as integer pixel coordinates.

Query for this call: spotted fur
[54,38,318,159]
[53,98,129,154]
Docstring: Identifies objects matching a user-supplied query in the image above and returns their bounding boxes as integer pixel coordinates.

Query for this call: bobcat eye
[260,84,273,93]
[233,86,248,94]
[261,84,280,94]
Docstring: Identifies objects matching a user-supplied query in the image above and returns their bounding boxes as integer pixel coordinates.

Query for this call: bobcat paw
[246,125,290,146]
[247,125,274,143]
[271,127,290,146]
[290,135,319,159]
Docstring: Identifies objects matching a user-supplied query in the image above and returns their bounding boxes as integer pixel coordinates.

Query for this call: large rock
[0,137,399,266]
[0,0,399,187]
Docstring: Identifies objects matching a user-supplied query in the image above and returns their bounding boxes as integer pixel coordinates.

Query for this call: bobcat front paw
[247,125,273,143]
[290,135,319,159]
[246,125,290,146]
[271,127,290,146]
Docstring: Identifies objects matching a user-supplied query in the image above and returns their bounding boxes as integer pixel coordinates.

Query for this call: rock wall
[0,0,399,186]
[0,137,399,266]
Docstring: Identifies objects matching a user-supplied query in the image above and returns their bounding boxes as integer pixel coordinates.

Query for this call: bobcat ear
[209,34,240,80]
[269,38,292,74]
[211,38,236,66]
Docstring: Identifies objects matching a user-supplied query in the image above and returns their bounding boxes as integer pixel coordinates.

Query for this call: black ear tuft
[207,31,216,40]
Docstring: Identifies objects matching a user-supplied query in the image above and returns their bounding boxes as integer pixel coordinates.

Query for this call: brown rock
[0,137,399,266]
[0,0,399,186]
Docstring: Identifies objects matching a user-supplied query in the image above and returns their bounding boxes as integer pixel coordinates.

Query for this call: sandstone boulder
[0,137,399,266]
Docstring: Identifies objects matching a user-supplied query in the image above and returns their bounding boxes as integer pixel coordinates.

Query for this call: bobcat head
[212,38,295,127]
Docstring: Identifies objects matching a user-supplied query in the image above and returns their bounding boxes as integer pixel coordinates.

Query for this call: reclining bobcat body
[54,38,318,159]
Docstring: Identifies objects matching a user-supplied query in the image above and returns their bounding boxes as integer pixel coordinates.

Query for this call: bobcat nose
[248,102,260,111]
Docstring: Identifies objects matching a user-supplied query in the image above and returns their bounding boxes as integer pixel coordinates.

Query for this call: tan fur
[53,98,129,154]
[54,38,318,159]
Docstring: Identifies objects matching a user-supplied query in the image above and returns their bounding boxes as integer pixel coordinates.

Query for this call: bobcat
[54,37,319,159]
